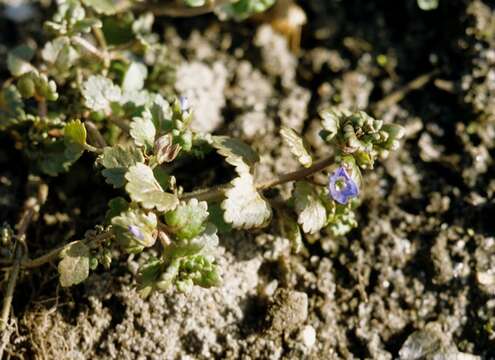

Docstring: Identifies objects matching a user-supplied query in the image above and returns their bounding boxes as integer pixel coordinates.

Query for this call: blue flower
[128,225,144,241]
[179,96,190,112]
[328,166,359,205]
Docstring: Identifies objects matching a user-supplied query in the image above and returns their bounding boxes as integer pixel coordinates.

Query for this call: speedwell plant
[0,0,404,300]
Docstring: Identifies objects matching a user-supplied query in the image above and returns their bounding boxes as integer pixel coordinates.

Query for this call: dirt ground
[1,0,495,359]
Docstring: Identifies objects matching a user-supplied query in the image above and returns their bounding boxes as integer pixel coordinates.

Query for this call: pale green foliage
[277,209,303,252]
[212,136,259,174]
[417,0,439,11]
[7,45,35,77]
[293,181,327,234]
[219,0,276,20]
[81,0,122,15]
[0,0,406,297]
[222,173,272,229]
[82,75,122,112]
[130,110,156,150]
[58,241,90,287]
[280,126,313,168]
[122,62,148,92]
[319,108,405,169]
[64,119,87,160]
[99,145,144,188]
[112,209,158,253]
[164,199,209,240]
[125,163,179,212]
[183,0,207,6]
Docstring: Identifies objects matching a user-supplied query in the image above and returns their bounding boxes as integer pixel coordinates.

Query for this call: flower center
[335,177,346,191]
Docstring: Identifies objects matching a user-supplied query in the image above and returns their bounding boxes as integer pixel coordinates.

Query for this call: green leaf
[125,163,179,212]
[183,0,207,6]
[122,62,148,92]
[319,108,342,142]
[417,0,439,11]
[137,257,163,297]
[42,37,79,75]
[222,173,271,229]
[293,181,327,234]
[208,203,232,234]
[64,119,87,161]
[81,0,121,15]
[81,75,121,112]
[212,136,259,174]
[58,241,90,287]
[0,85,25,128]
[112,209,158,253]
[168,223,219,259]
[39,141,77,176]
[105,197,129,225]
[149,95,173,133]
[99,145,144,188]
[220,0,276,20]
[130,109,156,150]
[277,209,303,253]
[7,45,35,77]
[280,126,312,168]
[164,199,208,240]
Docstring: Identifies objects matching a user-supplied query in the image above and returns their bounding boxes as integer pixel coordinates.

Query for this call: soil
[1,0,495,359]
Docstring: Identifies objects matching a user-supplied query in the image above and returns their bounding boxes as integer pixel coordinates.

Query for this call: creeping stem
[180,155,335,202]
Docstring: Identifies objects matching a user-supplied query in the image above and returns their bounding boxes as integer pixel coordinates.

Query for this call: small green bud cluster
[320,108,405,169]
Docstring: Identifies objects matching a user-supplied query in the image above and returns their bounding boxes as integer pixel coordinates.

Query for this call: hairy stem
[180,155,334,202]
[1,231,114,270]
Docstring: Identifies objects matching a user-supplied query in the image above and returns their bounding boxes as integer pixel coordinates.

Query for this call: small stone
[299,325,316,349]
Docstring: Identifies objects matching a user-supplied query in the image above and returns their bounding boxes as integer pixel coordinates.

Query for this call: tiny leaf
[122,62,148,92]
[293,181,327,234]
[58,241,90,287]
[222,173,271,229]
[64,119,87,161]
[130,109,156,150]
[164,199,209,240]
[81,0,121,15]
[99,145,144,188]
[212,136,259,174]
[125,163,179,212]
[81,75,121,112]
[280,126,312,168]
[112,209,158,253]
[7,45,35,77]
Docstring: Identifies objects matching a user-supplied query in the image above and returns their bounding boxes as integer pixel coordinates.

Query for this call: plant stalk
[180,155,334,202]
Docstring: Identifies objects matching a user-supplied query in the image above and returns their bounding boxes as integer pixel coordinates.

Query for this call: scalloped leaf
[164,199,209,240]
[64,119,87,161]
[58,241,90,287]
[81,0,121,15]
[293,181,327,234]
[212,136,259,174]
[130,109,156,150]
[7,45,35,77]
[122,62,148,92]
[125,163,179,212]
[81,75,121,112]
[99,145,144,188]
[280,126,312,168]
[222,173,271,229]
